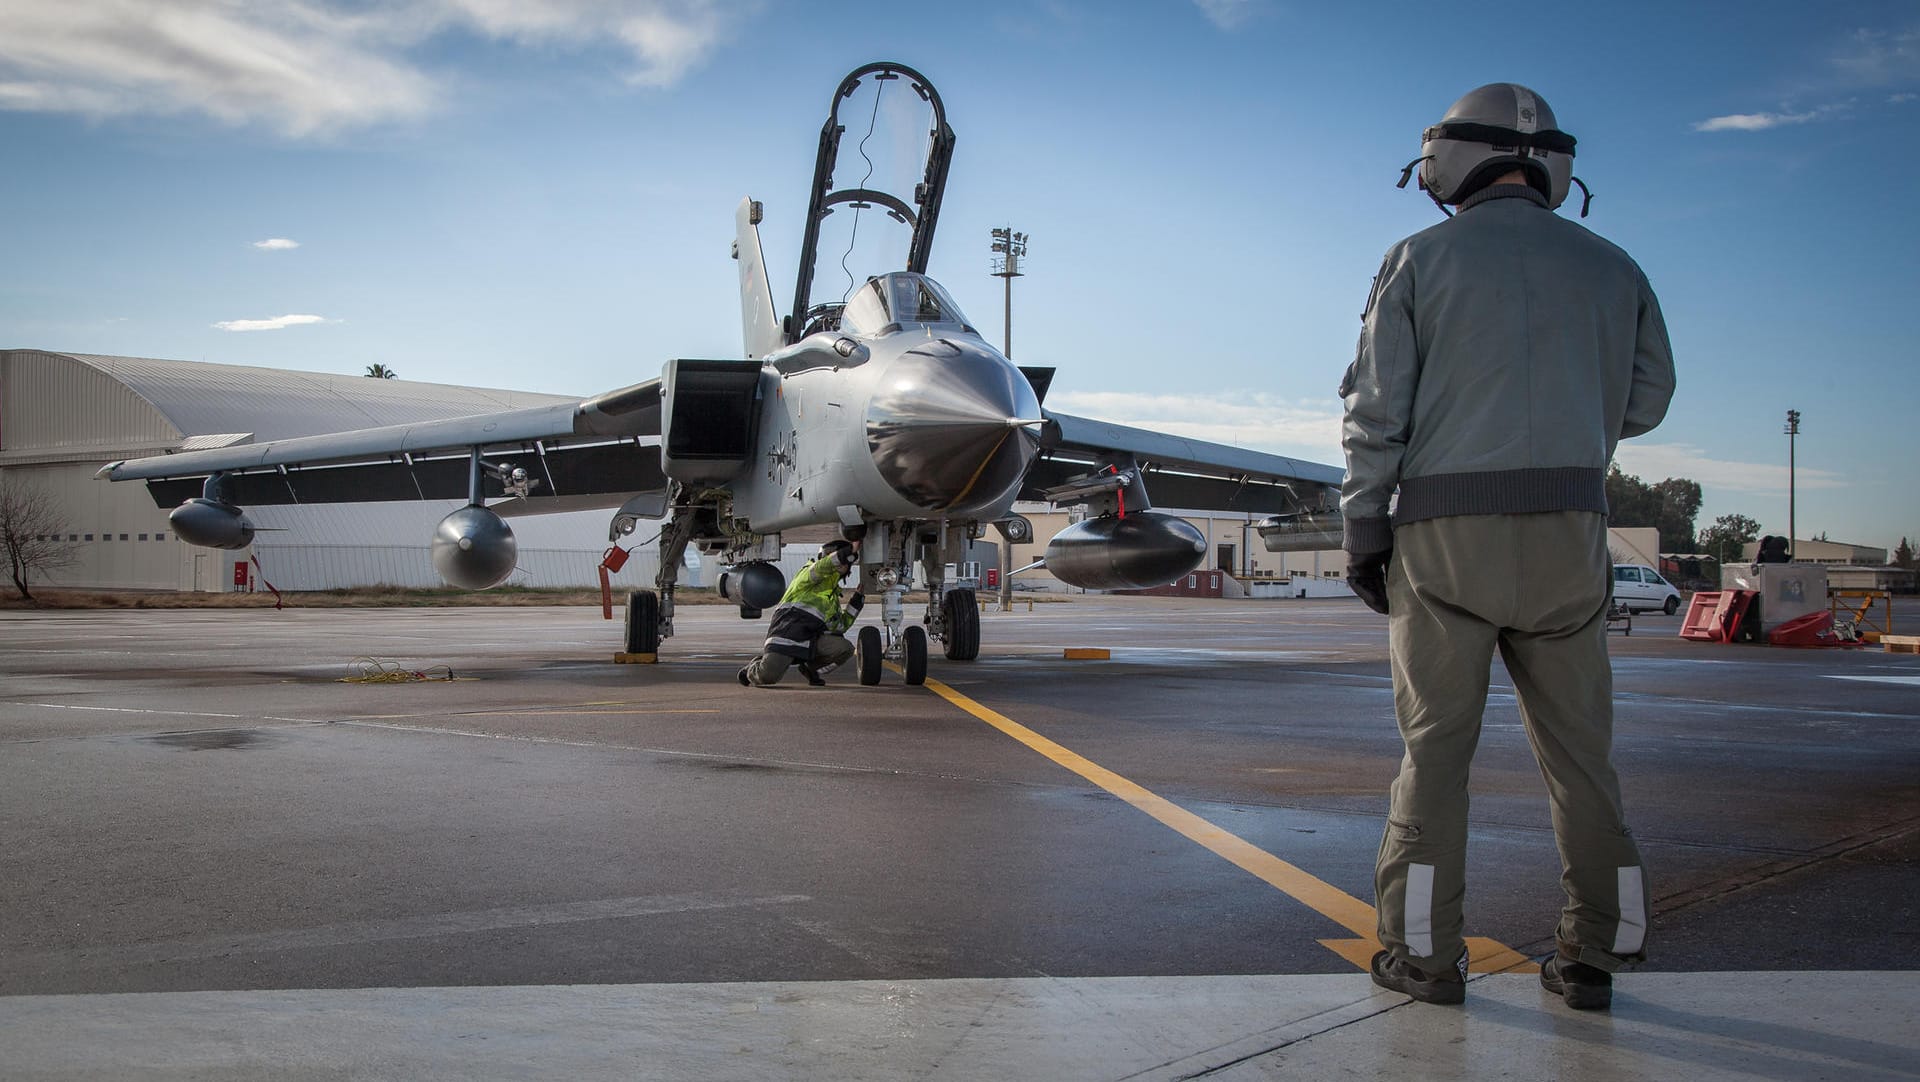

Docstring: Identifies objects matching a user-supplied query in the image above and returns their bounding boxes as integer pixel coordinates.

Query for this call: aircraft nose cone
[866,340,1043,515]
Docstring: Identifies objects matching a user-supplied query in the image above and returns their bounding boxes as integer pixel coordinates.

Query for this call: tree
[365,363,397,379]
[1894,537,1915,569]
[1606,464,1702,553]
[0,474,79,601]
[1697,513,1763,565]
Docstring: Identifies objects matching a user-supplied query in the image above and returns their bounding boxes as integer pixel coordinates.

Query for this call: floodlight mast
[990,226,1027,358]
[990,225,1029,611]
[1785,409,1801,561]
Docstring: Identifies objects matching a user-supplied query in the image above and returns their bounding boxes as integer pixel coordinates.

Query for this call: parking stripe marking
[918,675,1534,973]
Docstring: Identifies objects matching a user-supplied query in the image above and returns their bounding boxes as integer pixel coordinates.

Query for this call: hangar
[0,349,669,594]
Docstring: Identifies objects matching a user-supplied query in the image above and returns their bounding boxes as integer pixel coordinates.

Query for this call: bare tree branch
[0,472,80,601]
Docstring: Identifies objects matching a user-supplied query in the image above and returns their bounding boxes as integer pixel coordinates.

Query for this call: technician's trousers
[745,634,854,686]
[1375,510,1649,976]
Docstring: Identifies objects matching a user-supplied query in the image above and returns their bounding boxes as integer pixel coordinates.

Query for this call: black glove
[847,591,866,614]
[1348,549,1391,615]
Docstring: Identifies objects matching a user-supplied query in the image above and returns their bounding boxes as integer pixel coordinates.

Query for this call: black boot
[1540,954,1612,1010]
[797,663,826,687]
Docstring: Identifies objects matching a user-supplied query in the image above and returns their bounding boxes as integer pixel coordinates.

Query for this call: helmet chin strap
[1399,155,1593,218]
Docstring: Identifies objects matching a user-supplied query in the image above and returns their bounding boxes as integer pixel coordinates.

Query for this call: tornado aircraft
[100,61,1344,685]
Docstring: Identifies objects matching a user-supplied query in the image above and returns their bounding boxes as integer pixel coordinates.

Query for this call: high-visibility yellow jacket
[762,554,855,659]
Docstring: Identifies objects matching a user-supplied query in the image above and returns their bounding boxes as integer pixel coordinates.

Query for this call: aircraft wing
[98,379,666,511]
[1026,411,1343,514]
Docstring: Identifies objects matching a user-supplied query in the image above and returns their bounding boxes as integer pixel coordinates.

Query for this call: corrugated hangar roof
[1,349,577,463]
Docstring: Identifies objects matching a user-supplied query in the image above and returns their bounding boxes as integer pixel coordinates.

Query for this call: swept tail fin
[734,197,783,358]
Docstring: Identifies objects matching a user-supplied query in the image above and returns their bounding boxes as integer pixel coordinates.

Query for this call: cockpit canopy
[839,273,975,337]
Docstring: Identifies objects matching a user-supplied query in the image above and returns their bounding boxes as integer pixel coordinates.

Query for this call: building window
[157,532,168,541]
[139,534,149,541]
[69,534,79,542]
[84,534,93,541]
[119,534,129,541]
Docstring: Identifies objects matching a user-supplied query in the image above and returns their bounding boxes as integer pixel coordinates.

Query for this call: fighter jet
[99,61,1343,685]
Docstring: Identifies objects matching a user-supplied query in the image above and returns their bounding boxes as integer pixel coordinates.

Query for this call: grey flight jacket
[1338,185,1676,555]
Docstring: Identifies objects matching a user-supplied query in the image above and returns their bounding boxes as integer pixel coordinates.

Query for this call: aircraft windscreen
[800,70,948,322]
[841,274,971,336]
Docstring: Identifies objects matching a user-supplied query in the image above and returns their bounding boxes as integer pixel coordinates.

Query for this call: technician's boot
[797,663,827,687]
[1369,950,1465,1005]
[1540,954,1612,1010]
[738,666,751,687]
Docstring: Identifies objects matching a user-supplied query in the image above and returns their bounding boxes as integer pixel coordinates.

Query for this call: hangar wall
[0,350,647,594]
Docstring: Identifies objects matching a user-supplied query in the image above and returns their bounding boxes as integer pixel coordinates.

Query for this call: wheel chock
[1063,648,1110,660]
[613,652,658,664]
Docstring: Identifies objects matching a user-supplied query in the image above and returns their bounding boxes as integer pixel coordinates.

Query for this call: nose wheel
[855,586,928,687]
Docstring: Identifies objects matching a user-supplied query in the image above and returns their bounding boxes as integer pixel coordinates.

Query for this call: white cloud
[1612,441,1847,496]
[1689,104,1850,133]
[1832,27,1920,87]
[213,313,330,332]
[1049,389,1344,462]
[0,1,735,135]
[1694,112,1808,132]
[1892,92,1918,104]
[1193,0,1257,30]
[252,237,300,250]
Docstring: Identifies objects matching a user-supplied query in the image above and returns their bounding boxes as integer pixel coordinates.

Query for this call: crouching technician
[1342,83,1675,1010]
[739,539,864,687]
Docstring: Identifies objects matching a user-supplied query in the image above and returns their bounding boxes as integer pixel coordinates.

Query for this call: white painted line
[1825,675,1920,687]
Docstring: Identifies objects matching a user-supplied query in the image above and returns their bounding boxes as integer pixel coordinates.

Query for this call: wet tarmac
[2,595,1916,1077]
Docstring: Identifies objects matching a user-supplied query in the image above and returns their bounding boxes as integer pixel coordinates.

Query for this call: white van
[1613,564,1682,615]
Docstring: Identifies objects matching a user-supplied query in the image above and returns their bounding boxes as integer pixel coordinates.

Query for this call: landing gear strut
[858,567,927,686]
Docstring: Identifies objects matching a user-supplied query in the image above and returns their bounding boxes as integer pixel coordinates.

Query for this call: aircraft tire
[625,590,660,654]
[943,588,980,661]
[902,625,928,686]
[857,625,884,686]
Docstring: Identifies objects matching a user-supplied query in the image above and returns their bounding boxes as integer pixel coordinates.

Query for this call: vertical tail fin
[734,197,783,358]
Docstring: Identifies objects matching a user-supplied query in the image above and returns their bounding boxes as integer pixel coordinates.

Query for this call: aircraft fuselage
[731,278,1044,535]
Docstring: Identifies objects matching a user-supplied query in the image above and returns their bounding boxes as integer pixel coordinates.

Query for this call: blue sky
[2,1,1915,552]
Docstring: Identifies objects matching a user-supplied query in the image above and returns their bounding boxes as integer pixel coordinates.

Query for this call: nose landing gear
[855,570,929,686]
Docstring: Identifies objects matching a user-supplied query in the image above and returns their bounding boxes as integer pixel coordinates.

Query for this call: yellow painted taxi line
[918,675,1536,975]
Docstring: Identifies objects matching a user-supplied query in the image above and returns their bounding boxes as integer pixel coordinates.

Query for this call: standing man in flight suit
[739,539,863,687]
[1341,83,1676,1010]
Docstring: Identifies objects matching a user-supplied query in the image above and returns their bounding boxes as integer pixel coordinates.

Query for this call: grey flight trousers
[745,634,854,686]
[1376,510,1649,976]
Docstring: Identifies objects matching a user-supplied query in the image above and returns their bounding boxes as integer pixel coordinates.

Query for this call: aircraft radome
[100,61,1346,686]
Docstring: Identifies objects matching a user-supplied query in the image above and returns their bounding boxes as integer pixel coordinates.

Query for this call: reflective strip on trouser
[1374,511,1647,974]
[1404,863,1436,957]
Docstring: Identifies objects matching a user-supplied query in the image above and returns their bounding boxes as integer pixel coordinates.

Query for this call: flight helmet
[1397,83,1592,217]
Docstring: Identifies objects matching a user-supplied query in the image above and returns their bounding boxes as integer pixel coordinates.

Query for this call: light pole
[1785,409,1800,561]
[990,227,1028,611]
[990,227,1027,358]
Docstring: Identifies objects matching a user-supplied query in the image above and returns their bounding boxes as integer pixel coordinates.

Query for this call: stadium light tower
[990,227,1028,358]
[1785,409,1801,561]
